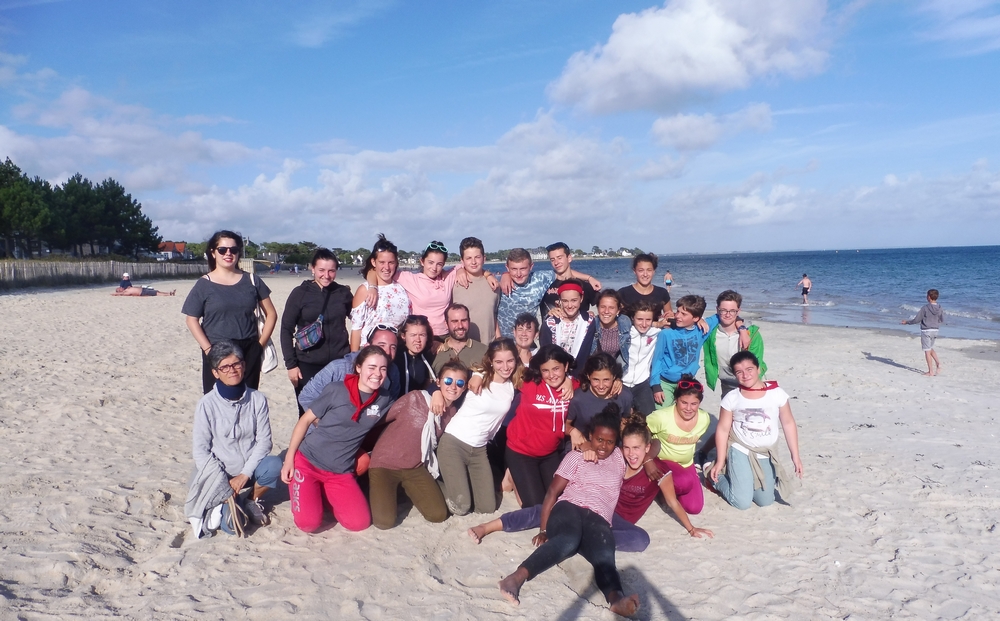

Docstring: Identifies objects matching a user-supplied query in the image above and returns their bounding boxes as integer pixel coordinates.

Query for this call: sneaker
[243,497,271,526]
[220,500,247,536]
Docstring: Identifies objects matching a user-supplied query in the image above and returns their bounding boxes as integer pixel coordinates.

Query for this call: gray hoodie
[905,303,944,330]
[192,386,273,479]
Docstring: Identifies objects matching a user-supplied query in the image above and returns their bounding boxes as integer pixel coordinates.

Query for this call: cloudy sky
[1,0,999,253]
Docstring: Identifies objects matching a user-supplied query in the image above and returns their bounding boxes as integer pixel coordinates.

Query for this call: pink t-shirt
[396,269,459,336]
[554,448,626,525]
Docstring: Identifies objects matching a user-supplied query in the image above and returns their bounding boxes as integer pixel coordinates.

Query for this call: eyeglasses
[442,377,466,387]
[216,361,245,374]
[718,309,739,315]
[425,241,448,254]
[215,246,239,255]
[677,379,702,390]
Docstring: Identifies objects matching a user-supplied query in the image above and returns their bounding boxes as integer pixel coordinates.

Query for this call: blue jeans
[246,455,282,490]
[500,504,650,553]
[716,446,776,510]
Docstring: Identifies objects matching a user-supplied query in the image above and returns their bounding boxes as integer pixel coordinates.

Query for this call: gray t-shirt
[181,273,271,341]
[299,381,392,474]
[567,388,634,434]
[452,275,499,343]
[715,328,741,386]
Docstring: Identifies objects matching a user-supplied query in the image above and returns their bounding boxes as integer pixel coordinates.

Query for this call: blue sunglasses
[443,377,466,387]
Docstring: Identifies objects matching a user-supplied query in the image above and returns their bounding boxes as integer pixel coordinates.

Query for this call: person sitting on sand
[497,408,641,617]
[281,346,395,532]
[566,353,631,453]
[367,360,469,529]
[186,340,281,537]
[646,376,713,513]
[469,404,713,553]
[112,272,175,296]
[709,351,803,510]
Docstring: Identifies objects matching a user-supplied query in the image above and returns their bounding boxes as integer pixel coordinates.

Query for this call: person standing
[797,274,812,305]
[183,231,277,394]
[350,234,410,350]
[540,242,600,316]
[618,253,672,324]
[452,237,500,342]
[539,281,597,377]
[703,290,763,398]
[280,248,354,415]
[902,288,944,376]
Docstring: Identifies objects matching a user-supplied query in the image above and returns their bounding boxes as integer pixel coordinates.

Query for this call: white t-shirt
[721,386,789,450]
[443,381,515,448]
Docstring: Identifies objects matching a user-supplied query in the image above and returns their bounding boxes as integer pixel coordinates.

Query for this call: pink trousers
[290,452,371,532]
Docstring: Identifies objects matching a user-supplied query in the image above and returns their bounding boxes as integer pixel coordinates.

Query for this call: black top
[617,284,670,320]
[181,273,271,341]
[394,348,435,394]
[540,279,597,317]
[280,279,353,369]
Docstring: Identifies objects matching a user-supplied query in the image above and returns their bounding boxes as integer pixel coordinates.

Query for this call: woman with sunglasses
[280,248,354,415]
[281,345,394,532]
[351,234,410,351]
[437,338,523,515]
[504,345,580,508]
[183,230,277,394]
[645,375,712,514]
[368,360,469,529]
[394,315,436,394]
[709,351,803,510]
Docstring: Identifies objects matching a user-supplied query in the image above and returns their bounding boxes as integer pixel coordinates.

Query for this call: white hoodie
[622,325,662,387]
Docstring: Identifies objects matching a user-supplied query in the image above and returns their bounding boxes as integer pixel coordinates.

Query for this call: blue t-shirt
[650,315,719,386]
[497,270,556,337]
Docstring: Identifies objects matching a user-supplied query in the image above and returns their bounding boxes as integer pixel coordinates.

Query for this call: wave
[899,304,997,322]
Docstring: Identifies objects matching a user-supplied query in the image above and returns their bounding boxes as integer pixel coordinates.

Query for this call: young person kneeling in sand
[497,408,641,617]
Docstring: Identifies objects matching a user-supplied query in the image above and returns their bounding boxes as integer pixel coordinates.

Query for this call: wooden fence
[0,260,209,290]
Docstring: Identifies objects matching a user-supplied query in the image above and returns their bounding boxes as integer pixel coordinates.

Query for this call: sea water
[576,246,1000,341]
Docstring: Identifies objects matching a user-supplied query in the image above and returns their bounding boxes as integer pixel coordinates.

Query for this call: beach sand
[1,274,999,620]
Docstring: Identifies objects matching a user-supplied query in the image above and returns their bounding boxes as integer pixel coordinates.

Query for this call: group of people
[181,230,804,616]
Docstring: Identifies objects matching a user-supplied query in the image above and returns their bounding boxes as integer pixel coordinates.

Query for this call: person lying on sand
[496,407,641,617]
[112,272,175,296]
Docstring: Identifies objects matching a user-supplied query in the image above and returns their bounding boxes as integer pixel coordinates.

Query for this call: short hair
[716,290,743,308]
[206,230,243,271]
[632,253,658,270]
[802,273,808,277]
[672,373,704,402]
[366,326,399,345]
[626,299,658,319]
[545,242,570,255]
[400,315,432,353]
[361,234,398,279]
[587,403,622,443]
[459,237,485,256]
[354,345,390,373]
[446,303,470,321]
[514,313,539,332]
[310,247,339,268]
[927,289,939,301]
[728,350,760,373]
[208,339,244,369]
[438,359,470,381]
[675,295,707,319]
[507,248,531,264]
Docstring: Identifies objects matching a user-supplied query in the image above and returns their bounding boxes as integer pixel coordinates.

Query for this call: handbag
[250,272,278,374]
[293,286,331,350]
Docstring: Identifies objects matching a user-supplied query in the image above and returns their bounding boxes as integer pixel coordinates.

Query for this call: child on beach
[902,289,944,376]
[650,295,716,409]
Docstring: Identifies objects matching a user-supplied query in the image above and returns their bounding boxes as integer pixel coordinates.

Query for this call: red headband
[557,282,584,296]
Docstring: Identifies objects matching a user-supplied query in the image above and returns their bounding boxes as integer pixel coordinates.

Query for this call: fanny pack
[294,286,331,350]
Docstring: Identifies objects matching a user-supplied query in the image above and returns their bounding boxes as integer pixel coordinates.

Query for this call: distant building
[157,241,194,261]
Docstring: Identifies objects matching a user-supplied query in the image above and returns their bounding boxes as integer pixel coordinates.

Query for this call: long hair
[360,234,399,280]
[481,338,524,389]
[206,230,242,271]
[522,344,575,384]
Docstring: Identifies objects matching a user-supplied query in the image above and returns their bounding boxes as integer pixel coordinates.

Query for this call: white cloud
[549,0,829,113]
[919,0,1000,54]
[290,0,395,47]
[652,103,772,150]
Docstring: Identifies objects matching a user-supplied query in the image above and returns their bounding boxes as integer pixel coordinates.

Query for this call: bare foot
[498,571,526,606]
[467,525,486,544]
[922,371,935,377]
[501,470,515,493]
[609,593,640,617]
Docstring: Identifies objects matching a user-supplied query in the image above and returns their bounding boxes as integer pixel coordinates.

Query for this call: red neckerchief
[344,373,380,422]
[739,380,780,392]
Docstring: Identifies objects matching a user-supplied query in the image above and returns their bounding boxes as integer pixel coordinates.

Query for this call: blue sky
[1,0,999,253]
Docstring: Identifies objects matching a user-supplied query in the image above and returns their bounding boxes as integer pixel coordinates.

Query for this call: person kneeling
[368,360,469,529]
[185,340,280,537]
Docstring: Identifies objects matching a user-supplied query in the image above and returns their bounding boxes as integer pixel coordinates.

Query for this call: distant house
[157,241,194,261]
[620,249,633,257]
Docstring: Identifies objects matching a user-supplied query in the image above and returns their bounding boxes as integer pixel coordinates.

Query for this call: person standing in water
[797,274,812,305]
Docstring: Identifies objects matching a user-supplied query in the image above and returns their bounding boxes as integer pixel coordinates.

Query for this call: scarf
[344,373,380,422]
[215,380,246,401]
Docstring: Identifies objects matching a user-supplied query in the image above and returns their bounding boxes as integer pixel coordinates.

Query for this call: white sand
[1,274,999,620]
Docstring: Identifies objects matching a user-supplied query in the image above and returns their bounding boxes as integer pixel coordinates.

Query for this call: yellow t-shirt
[646,405,710,468]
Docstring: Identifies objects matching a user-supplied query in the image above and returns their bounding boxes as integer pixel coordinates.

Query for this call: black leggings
[505,447,561,508]
[293,360,327,416]
[201,338,263,394]
[520,501,623,601]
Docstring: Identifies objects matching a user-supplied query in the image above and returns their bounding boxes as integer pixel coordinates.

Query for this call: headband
[557,282,584,296]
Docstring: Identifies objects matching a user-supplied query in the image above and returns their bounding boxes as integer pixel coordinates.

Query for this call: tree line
[0,158,161,259]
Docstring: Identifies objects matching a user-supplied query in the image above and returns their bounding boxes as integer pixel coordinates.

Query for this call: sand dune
[1,275,998,620]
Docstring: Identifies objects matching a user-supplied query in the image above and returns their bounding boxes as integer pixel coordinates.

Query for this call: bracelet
[687,527,695,534]
[538,529,546,535]
[642,458,653,467]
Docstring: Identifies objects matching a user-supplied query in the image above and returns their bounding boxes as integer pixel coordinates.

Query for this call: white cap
[122,273,130,278]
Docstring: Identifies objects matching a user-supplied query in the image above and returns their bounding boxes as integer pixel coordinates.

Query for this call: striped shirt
[554,448,626,525]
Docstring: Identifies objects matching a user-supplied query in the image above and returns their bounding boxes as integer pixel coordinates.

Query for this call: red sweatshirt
[506,378,580,457]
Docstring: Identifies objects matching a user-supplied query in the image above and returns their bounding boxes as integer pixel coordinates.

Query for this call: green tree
[0,177,50,258]
[96,178,161,257]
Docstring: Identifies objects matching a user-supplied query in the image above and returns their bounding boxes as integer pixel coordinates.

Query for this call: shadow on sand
[861,351,923,373]
[550,566,688,621]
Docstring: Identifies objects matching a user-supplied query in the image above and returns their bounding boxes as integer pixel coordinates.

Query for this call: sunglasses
[215,246,239,255]
[216,360,245,374]
[677,379,702,390]
[373,324,398,334]
[442,377,466,388]
[425,241,448,254]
